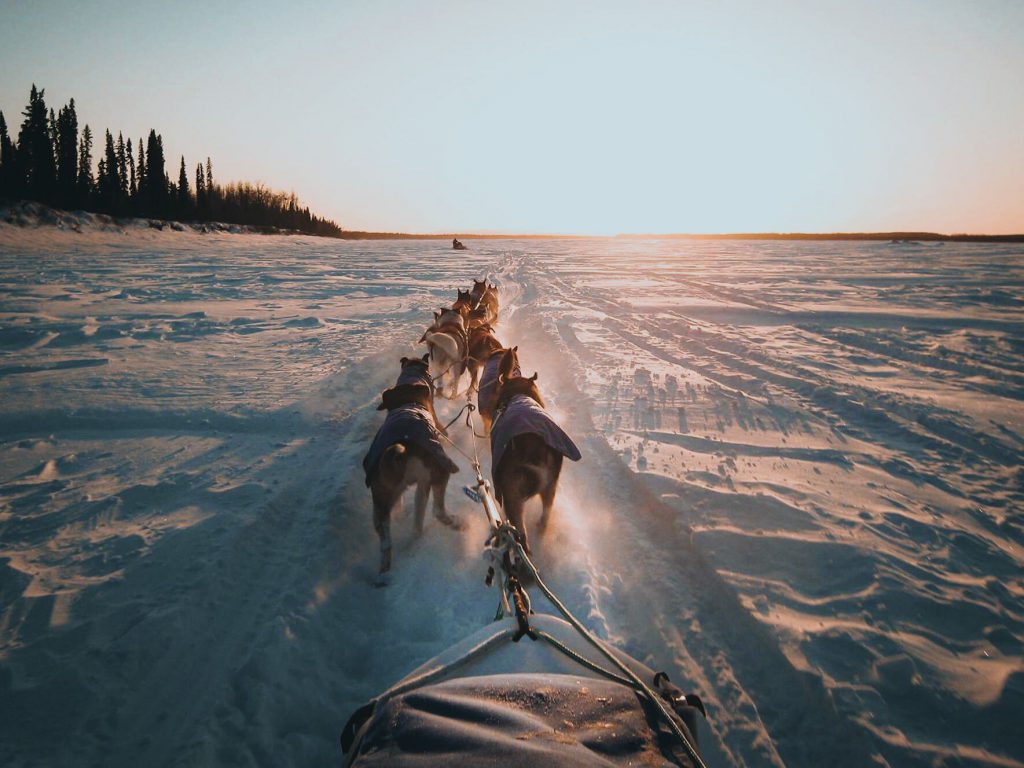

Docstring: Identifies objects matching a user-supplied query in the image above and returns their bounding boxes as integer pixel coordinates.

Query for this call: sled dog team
[362,279,581,575]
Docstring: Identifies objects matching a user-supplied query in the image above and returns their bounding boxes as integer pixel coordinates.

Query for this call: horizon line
[335,229,1024,242]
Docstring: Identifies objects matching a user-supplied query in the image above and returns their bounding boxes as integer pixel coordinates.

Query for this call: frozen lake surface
[1,224,1022,767]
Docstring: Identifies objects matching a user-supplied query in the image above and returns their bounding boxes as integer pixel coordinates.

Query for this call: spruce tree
[17,85,57,203]
[116,133,128,204]
[135,140,146,207]
[0,110,15,199]
[100,129,121,213]
[48,107,58,190]
[77,124,93,206]
[177,156,190,216]
[145,129,166,216]
[54,100,79,207]
[205,157,215,217]
[126,138,136,201]
[195,162,206,217]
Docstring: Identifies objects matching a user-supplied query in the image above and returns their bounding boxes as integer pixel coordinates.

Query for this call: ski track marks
[1,231,1022,767]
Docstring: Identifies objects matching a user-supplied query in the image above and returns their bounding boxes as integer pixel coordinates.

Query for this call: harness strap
[441,402,475,432]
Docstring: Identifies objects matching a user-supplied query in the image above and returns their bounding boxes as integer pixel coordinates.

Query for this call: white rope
[429,313,706,767]
[511,541,708,768]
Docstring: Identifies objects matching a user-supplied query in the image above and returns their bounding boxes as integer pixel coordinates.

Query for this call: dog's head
[497,346,521,382]
[377,383,433,411]
[496,372,545,411]
[471,279,487,298]
[396,353,432,389]
[437,308,465,329]
[452,290,473,314]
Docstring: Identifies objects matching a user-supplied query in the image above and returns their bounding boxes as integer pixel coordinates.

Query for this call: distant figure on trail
[452,238,467,250]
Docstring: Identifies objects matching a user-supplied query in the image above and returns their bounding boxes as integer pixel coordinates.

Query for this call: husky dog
[471,327,515,431]
[469,279,500,325]
[452,289,474,316]
[363,355,462,575]
[466,323,505,399]
[421,308,468,399]
[490,347,581,553]
[470,279,489,306]
[478,283,500,326]
[464,305,490,331]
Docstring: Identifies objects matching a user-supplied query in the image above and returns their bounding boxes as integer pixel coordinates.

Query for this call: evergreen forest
[0,86,343,237]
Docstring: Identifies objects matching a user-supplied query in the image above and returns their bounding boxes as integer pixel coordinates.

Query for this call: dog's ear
[530,372,538,381]
[434,310,441,320]
[400,356,409,366]
[498,346,517,381]
[376,387,392,410]
[421,352,429,363]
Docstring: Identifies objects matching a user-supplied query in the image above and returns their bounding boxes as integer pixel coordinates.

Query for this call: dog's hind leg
[447,366,461,400]
[538,455,564,536]
[413,477,429,536]
[372,493,395,574]
[466,360,480,396]
[538,481,556,537]
[432,472,463,530]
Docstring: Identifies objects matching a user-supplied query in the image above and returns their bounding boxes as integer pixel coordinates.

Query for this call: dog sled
[347,281,707,766]
[342,464,709,768]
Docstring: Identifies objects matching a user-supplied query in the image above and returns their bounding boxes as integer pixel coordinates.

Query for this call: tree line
[0,85,343,236]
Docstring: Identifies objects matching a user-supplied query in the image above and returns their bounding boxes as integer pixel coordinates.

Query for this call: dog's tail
[379,443,407,478]
[423,331,461,366]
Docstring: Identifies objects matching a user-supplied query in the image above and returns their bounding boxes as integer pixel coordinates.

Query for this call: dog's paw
[440,514,464,531]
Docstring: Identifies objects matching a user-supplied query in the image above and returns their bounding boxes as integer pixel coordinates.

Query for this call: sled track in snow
[3,236,1019,768]
[493,256,878,767]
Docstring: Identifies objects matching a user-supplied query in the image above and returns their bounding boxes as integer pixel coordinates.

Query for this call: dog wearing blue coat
[363,355,462,574]
[490,347,581,553]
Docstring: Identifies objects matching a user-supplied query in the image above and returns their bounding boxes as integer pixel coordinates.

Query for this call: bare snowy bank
[1,226,1022,767]
[1,200,310,239]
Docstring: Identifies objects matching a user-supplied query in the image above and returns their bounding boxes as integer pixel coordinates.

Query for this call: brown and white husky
[421,308,468,399]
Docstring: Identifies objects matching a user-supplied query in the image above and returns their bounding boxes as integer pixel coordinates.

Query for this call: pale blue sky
[2,0,1022,233]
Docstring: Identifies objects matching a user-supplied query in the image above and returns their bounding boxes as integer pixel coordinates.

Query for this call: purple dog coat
[363,403,459,486]
[490,394,582,472]
[477,352,519,415]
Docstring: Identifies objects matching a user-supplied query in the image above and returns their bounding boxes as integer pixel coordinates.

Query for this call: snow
[1,222,1022,767]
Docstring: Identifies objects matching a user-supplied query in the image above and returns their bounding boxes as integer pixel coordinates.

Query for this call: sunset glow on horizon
[2,0,1022,235]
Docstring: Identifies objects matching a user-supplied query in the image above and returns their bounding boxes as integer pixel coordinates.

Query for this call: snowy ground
[1,224,1021,767]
